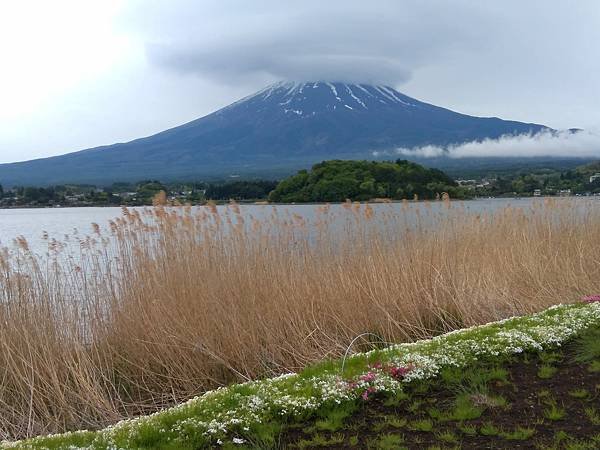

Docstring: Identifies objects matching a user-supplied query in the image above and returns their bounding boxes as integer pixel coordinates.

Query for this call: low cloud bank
[391,130,600,159]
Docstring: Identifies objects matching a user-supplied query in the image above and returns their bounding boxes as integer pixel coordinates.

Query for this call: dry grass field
[0,198,598,440]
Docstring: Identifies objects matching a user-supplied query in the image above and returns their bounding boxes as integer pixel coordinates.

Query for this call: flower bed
[5,301,600,449]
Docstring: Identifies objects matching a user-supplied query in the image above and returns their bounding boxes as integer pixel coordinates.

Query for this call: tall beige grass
[0,198,599,439]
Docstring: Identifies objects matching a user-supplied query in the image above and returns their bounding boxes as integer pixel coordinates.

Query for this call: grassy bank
[4,302,600,449]
[0,199,599,440]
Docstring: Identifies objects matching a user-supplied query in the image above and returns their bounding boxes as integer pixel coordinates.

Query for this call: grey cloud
[126,0,486,86]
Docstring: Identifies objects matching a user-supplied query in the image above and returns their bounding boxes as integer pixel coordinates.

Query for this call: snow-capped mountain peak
[0,80,549,186]
[222,81,422,117]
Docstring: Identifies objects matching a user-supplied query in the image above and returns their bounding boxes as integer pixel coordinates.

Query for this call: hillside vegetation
[269,159,467,202]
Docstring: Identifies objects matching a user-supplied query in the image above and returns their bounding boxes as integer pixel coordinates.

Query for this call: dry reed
[0,198,599,440]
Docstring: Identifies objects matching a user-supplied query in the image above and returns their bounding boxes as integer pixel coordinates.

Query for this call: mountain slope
[0,82,549,186]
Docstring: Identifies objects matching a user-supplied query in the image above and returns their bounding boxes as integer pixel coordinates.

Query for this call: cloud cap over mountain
[124,0,503,85]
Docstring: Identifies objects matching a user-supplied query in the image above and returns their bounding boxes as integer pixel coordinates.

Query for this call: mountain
[0,81,550,186]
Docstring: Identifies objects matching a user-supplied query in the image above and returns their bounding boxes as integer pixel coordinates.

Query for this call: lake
[1,197,597,257]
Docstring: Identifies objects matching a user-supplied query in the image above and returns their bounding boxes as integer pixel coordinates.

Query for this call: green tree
[269,160,462,203]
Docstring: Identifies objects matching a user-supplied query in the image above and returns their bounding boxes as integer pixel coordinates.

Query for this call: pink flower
[583,295,600,303]
[360,372,377,383]
[389,364,414,379]
[362,387,377,400]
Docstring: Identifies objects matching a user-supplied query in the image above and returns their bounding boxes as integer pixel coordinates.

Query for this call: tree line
[269,159,469,202]
[2,160,599,207]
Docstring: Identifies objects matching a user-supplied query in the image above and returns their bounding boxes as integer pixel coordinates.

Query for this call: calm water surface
[0,198,596,257]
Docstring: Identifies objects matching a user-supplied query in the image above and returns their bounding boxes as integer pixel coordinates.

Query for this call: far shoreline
[1,195,597,211]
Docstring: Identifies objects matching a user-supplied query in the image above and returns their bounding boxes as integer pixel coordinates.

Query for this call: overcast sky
[1,0,599,163]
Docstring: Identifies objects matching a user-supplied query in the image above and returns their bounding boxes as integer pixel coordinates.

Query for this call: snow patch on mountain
[345,85,367,109]
[234,81,420,117]
[326,82,342,102]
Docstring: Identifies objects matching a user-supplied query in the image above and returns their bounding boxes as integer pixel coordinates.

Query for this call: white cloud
[0,0,133,120]
[394,130,600,159]
[396,145,446,158]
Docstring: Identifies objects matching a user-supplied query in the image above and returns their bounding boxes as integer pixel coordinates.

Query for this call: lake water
[0,198,597,258]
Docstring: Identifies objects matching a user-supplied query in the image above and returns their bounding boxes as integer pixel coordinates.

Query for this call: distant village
[456,170,600,198]
[0,180,277,208]
[1,168,599,208]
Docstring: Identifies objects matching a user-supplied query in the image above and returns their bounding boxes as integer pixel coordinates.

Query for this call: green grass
[381,416,407,429]
[406,400,422,413]
[446,393,484,420]
[479,422,500,436]
[538,364,558,379]
[458,424,477,436]
[408,419,434,432]
[568,389,589,399]
[543,402,566,421]
[435,430,459,443]
[588,360,600,372]
[573,328,600,363]
[296,432,344,448]
[313,402,357,432]
[382,391,409,407]
[500,426,535,440]
[373,433,405,450]
[539,351,563,364]
[584,407,600,426]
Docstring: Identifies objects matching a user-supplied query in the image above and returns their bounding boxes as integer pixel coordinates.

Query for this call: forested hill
[268,160,467,202]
